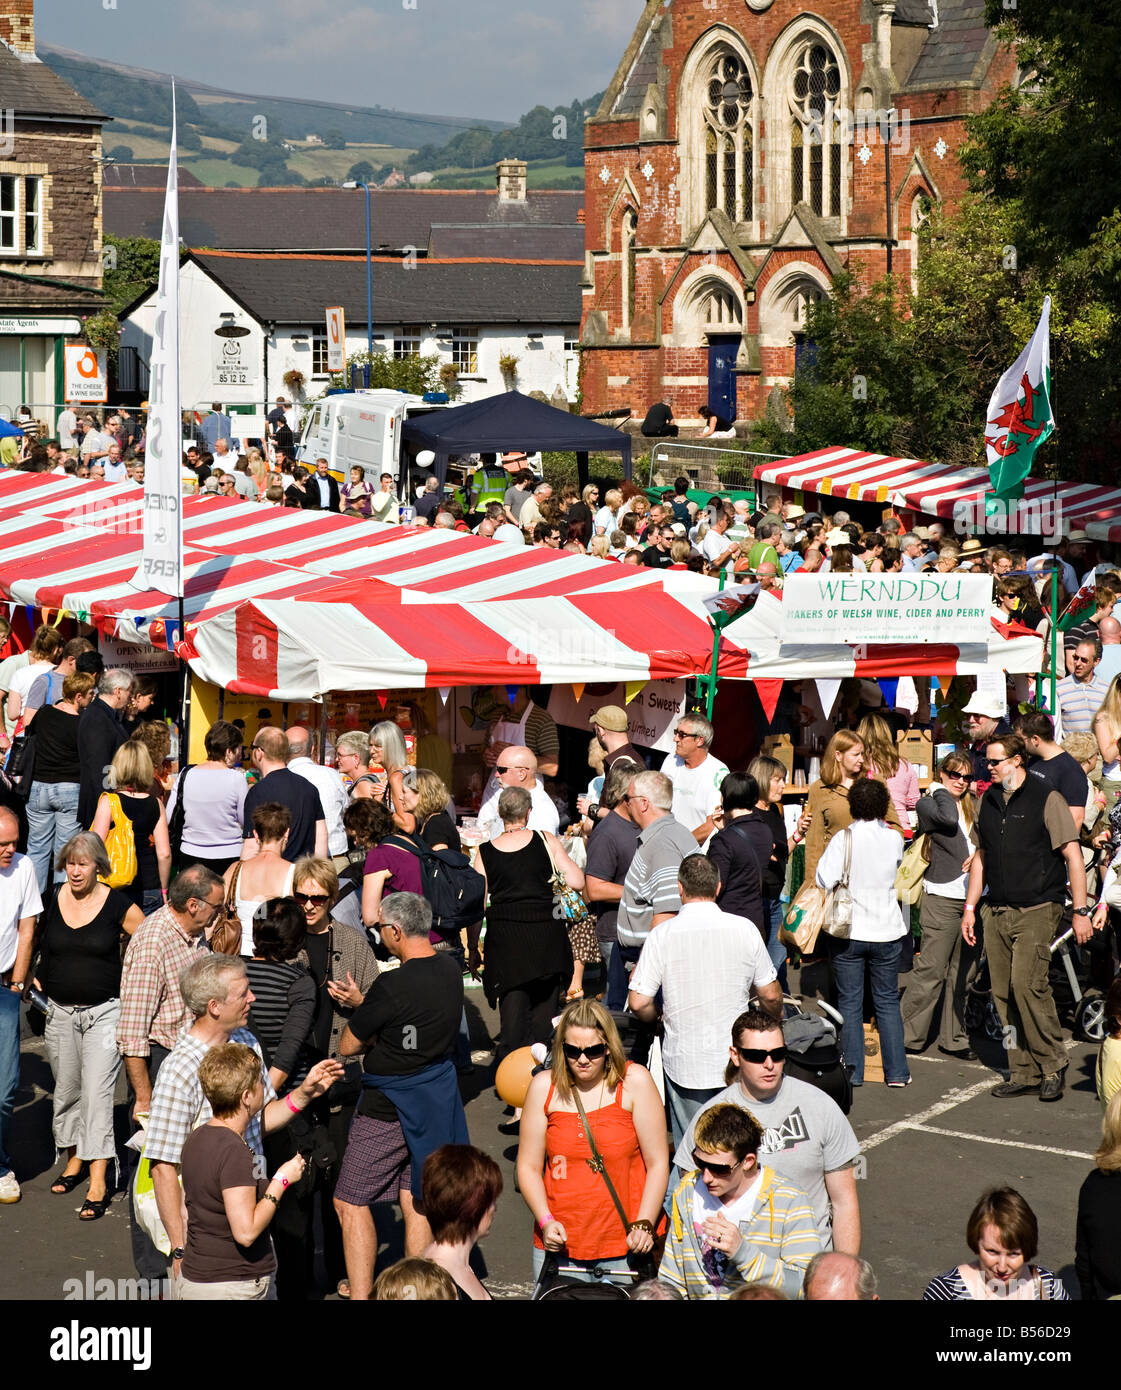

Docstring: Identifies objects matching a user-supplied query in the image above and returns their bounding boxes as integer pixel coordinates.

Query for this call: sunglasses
[737,1045,787,1064]
[673,730,699,740]
[943,770,970,781]
[295,891,329,906]
[495,765,525,775]
[986,757,1009,767]
[692,1152,740,1178]
[562,1042,607,1062]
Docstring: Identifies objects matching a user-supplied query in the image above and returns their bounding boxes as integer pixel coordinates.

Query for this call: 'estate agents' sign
[782,573,993,645]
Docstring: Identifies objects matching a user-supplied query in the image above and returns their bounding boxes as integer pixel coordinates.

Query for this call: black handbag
[167,764,191,860]
[5,731,36,797]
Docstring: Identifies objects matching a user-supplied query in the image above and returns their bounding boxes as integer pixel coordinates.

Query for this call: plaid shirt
[144,1025,275,1165]
[115,905,207,1058]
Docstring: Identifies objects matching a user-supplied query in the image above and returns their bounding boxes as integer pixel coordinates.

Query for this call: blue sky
[37,0,641,122]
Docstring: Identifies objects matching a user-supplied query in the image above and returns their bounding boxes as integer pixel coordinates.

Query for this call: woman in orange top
[517,999,668,1288]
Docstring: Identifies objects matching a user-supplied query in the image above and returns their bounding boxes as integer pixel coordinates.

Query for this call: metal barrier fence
[646,442,791,493]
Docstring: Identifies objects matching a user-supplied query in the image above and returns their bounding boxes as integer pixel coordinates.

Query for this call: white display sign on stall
[547,680,686,753]
[782,573,993,645]
[99,634,180,674]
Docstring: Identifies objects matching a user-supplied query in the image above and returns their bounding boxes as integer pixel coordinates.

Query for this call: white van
[296,389,448,488]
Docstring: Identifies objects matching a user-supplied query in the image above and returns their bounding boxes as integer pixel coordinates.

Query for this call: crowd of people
[2,409,1121,1300]
[0,638,1116,1303]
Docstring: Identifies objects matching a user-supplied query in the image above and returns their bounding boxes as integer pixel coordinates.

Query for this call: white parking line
[896,1123,1095,1161]
[860,1077,997,1151]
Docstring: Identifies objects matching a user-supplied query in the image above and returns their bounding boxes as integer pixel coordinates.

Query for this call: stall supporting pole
[177,596,190,765]
[1049,569,1058,717]
[701,570,726,721]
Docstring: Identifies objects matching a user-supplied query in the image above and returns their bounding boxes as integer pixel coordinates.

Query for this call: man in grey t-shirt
[674,1007,861,1253]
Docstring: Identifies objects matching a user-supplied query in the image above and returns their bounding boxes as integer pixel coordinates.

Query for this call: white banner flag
[131,85,183,598]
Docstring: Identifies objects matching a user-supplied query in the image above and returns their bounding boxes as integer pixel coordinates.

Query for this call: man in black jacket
[77,669,133,828]
[962,732,1092,1103]
[308,457,341,513]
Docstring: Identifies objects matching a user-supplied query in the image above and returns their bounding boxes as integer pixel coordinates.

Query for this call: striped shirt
[245,959,317,1084]
[616,813,700,948]
[144,1026,277,1165]
[1056,672,1109,734]
[924,1265,1069,1301]
[660,1167,820,1300]
[115,905,207,1058]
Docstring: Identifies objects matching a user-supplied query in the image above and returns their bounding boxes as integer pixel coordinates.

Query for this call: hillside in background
[41,45,596,191]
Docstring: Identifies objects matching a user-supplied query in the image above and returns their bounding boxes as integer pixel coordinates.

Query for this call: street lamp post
[342,179,373,375]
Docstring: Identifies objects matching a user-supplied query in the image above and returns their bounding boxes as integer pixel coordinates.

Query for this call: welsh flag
[984,296,1055,501]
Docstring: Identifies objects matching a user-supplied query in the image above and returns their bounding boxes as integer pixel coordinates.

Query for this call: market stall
[751,446,1121,539]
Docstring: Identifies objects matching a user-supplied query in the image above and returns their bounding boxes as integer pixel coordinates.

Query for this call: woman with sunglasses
[291,856,379,1300]
[901,752,981,1059]
[517,999,668,1288]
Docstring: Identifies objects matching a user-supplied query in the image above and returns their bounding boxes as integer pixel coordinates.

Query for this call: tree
[102,233,162,314]
[323,128,346,149]
[345,160,376,183]
[955,0,1121,479]
[107,144,134,162]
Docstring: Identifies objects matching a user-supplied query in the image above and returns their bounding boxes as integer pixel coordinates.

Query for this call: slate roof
[427,223,586,260]
[907,0,993,86]
[612,12,663,117]
[103,163,202,188]
[188,251,582,326]
[0,45,106,121]
[892,0,936,25]
[104,187,585,253]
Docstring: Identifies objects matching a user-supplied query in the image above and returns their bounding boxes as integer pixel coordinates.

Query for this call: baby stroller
[782,998,854,1115]
[1050,926,1109,1044]
[964,954,1006,1042]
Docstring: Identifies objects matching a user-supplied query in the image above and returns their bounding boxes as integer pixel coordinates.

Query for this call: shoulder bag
[209,863,245,957]
[895,832,931,904]
[100,792,138,890]
[822,827,853,939]
[536,831,600,965]
[571,1081,657,1281]
[167,764,192,862]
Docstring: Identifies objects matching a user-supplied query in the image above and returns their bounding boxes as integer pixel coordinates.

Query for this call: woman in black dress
[90,740,171,915]
[473,787,580,1067]
[38,832,145,1217]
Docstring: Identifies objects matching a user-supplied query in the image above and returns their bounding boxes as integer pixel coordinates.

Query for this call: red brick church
[579,0,1014,427]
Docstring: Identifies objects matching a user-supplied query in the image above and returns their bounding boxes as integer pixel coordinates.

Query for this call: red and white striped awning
[753,447,1121,541]
[179,587,741,697]
[0,472,716,645]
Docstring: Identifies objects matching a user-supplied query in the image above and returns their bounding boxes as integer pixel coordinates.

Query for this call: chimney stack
[0,0,35,56]
[496,158,527,203]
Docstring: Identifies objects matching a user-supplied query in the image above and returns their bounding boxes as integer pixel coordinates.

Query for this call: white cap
[493,523,526,546]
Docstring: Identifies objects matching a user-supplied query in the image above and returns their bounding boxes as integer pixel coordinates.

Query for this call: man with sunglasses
[628,856,781,1148]
[660,713,728,849]
[476,746,558,841]
[672,1008,861,1255]
[964,732,1092,1102]
[660,1102,820,1299]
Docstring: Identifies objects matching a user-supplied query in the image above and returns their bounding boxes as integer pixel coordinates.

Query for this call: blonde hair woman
[802,729,902,884]
[368,720,416,832]
[517,999,667,1288]
[588,535,610,559]
[1092,675,1121,812]
[857,713,919,831]
[90,739,171,913]
[1076,1092,1121,1299]
[593,488,623,537]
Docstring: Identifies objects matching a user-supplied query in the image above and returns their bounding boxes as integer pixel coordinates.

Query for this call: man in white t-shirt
[103,442,128,483]
[629,855,780,1148]
[700,511,738,577]
[660,712,728,848]
[477,746,558,839]
[0,807,44,1202]
[57,407,78,452]
[286,726,350,864]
